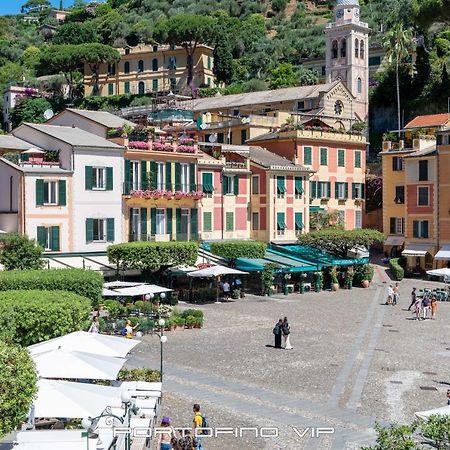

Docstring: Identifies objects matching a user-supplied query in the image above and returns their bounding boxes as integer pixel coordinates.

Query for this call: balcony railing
[129,232,198,242]
[225,161,247,170]
[123,183,212,199]
[127,141,198,154]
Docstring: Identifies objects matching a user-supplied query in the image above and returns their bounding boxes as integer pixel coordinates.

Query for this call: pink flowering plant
[177,144,196,153]
[130,189,172,199]
[128,141,149,150]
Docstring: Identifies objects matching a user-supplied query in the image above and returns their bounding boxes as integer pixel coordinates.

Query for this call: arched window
[332,40,338,59]
[152,58,158,72]
[138,60,144,73]
[138,81,145,95]
[340,38,346,58]
[355,39,359,58]
[124,61,130,74]
[357,77,362,94]
[360,40,364,59]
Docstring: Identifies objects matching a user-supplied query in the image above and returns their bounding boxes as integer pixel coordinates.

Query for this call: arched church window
[340,39,346,58]
[355,39,359,58]
[332,40,338,59]
[360,40,364,59]
[357,77,362,94]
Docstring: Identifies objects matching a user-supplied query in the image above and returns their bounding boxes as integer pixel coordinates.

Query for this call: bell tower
[325,0,370,122]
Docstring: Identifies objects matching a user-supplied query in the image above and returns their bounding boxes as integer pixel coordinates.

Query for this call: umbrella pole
[215,276,220,303]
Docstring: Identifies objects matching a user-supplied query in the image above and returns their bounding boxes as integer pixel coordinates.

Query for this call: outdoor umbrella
[112,284,172,297]
[28,331,140,358]
[33,379,121,419]
[187,265,248,302]
[426,268,450,278]
[415,405,450,420]
[32,348,126,380]
[21,148,45,154]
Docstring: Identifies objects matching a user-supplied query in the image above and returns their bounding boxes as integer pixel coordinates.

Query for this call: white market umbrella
[103,281,142,288]
[32,348,126,380]
[427,268,450,278]
[14,430,103,450]
[33,379,121,419]
[28,331,140,358]
[102,288,121,297]
[22,148,45,154]
[415,405,450,420]
[113,284,172,297]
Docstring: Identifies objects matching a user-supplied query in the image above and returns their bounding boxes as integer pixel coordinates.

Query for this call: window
[138,81,145,95]
[335,182,348,199]
[180,163,189,192]
[338,149,345,167]
[226,212,234,231]
[321,66,326,76]
[355,210,362,229]
[170,78,176,89]
[419,160,428,181]
[124,61,130,74]
[277,212,286,235]
[223,175,234,195]
[338,210,345,226]
[357,78,362,94]
[318,181,330,198]
[203,212,212,231]
[124,81,130,94]
[152,79,158,91]
[360,39,364,59]
[276,176,286,197]
[369,55,381,66]
[413,220,429,238]
[320,147,328,165]
[92,167,106,190]
[138,60,144,72]
[355,38,359,58]
[340,38,346,58]
[168,56,176,70]
[392,156,403,171]
[43,181,58,205]
[218,133,224,143]
[153,44,158,52]
[294,177,303,197]
[108,83,114,95]
[252,212,259,230]
[108,63,115,76]
[355,150,361,168]
[156,162,165,190]
[303,146,312,165]
[240,129,247,144]
[152,58,158,72]
[332,40,338,59]
[390,217,405,235]
[297,101,305,110]
[130,161,140,190]
[295,212,304,233]
[252,176,259,194]
[37,226,60,251]
[202,172,213,195]
[125,48,130,55]
[418,186,429,206]
[156,209,165,235]
[395,185,405,204]
[207,56,212,70]
[352,183,364,199]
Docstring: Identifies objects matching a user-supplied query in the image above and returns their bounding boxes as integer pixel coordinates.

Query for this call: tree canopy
[0,233,45,270]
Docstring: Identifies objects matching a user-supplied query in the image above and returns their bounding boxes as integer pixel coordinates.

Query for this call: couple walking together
[273,317,293,349]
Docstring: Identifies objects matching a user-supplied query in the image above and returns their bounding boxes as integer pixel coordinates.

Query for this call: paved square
[129,266,450,449]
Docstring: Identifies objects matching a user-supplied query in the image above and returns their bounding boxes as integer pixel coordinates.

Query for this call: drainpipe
[220,170,224,240]
[21,174,25,234]
[437,150,440,268]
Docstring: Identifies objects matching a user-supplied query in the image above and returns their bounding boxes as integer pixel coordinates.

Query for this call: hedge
[210,241,266,260]
[0,343,37,438]
[0,290,91,346]
[107,241,198,270]
[389,258,404,281]
[0,269,103,305]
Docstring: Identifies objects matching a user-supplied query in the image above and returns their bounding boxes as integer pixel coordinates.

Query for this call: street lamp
[148,318,167,382]
[144,293,154,302]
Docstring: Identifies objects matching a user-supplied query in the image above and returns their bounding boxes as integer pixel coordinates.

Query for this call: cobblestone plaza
[130,267,450,449]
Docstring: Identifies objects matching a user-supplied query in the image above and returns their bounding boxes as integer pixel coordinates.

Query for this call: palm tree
[383,24,415,131]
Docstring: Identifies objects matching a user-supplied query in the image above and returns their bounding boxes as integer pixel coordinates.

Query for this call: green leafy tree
[210,241,266,260]
[297,66,319,86]
[53,22,98,45]
[10,97,52,129]
[213,41,234,84]
[0,233,45,270]
[21,0,50,14]
[383,24,415,130]
[154,14,217,87]
[267,63,298,89]
[421,415,450,450]
[412,0,450,28]
[21,46,41,74]
[0,62,29,90]
[0,343,37,438]
[361,422,420,450]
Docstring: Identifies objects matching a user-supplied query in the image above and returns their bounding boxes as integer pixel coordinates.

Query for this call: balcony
[3,153,62,169]
[129,232,197,242]
[127,140,198,154]
[123,183,209,200]
[279,128,366,144]
[203,114,282,130]
[225,161,247,170]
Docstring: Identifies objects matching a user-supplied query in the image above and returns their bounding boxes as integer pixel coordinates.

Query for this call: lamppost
[82,391,134,450]
[151,318,167,382]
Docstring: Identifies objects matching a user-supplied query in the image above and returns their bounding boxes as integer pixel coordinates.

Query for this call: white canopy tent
[434,245,450,261]
[28,331,140,358]
[415,405,450,420]
[402,244,434,257]
[187,265,247,278]
[426,268,450,278]
[103,281,142,288]
[108,284,172,297]
[32,348,126,380]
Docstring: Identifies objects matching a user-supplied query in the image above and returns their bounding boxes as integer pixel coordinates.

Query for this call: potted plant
[355,264,374,288]
[193,316,203,328]
[331,266,339,292]
[299,273,307,294]
[314,271,323,293]
[347,267,354,290]
[231,288,241,299]
[261,264,276,296]
[185,315,196,329]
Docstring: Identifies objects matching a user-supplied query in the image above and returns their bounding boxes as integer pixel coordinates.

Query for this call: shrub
[118,367,160,382]
[107,241,198,270]
[0,343,37,438]
[0,233,44,270]
[181,309,203,319]
[354,264,375,286]
[103,299,124,318]
[210,241,266,260]
[185,315,196,326]
[0,269,103,305]
[191,287,216,303]
[0,290,91,346]
[389,258,404,281]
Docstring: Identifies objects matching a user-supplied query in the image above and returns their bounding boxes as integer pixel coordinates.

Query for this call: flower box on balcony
[130,189,173,199]
[128,141,149,150]
[177,145,196,153]
[191,191,205,200]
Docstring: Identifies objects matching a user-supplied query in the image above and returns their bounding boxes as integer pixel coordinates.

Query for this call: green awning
[309,206,325,212]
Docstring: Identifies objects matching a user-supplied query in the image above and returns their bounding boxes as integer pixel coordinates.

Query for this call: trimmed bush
[0,290,91,346]
[107,241,198,270]
[0,343,37,438]
[210,241,266,260]
[389,258,404,280]
[0,269,103,305]
[118,367,160,382]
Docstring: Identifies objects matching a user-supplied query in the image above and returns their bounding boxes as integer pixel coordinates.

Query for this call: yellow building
[84,44,215,97]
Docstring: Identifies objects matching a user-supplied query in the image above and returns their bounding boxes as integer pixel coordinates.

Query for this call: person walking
[192,404,205,450]
[422,294,431,319]
[282,317,293,350]
[88,317,100,333]
[156,416,177,450]
[414,295,422,320]
[393,282,400,305]
[431,295,438,319]
[222,281,230,300]
[408,288,417,311]
[387,284,393,305]
[273,319,283,349]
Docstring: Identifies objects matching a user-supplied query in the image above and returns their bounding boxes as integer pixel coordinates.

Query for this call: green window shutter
[327,182,331,198]
[390,217,396,234]
[108,83,113,95]
[165,162,172,190]
[202,172,213,193]
[277,212,285,230]
[335,182,339,199]
[175,162,181,190]
[294,177,303,195]
[51,226,60,251]
[149,161,157,189]
[152,79,158,91]
[141,161,148,190]
[106,167,113,190]
[191,208,198,240]
[176,208,182,238]
[234,176,239,195]
[310,180,317,198]
[222,176,228,195]
[203,212,212,231]
[277,176,286,194]
[304,147,312,165]
[37,226,46,248]
[338,149,345,167]
[58,180,66,206]
[106,218,115,242]
[352,183,357,199]
[86,219,94,243]
[140,208,147,237]
[355,151,361,168]
[361,183,365,199]
[295,212,303,231]
[150,208,157,236]
[124,160,131,194]
[241,129,247,144]
[413,220,419,237]
[85,166,93,190]
[36,179,44,206]
[189,163,196,190]
[423,221,429,238]
[226,212,234,231]
[124,81,130,94]
[320,148,327,165]
[344,182,349,199]
[167,208,173,237]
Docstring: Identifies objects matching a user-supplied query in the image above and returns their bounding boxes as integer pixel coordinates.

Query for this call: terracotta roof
[404,113,450,129]
[403,145,436,158]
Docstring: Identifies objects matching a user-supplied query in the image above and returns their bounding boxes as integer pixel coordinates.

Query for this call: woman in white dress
[282,317,293,350]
